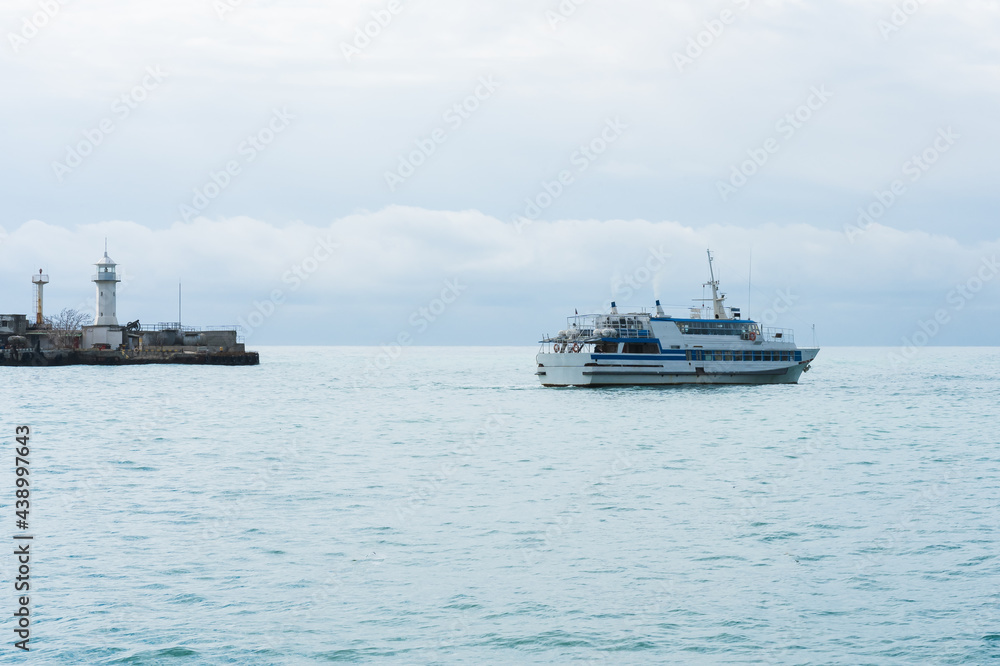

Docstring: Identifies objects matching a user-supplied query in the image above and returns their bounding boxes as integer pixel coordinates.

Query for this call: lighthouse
[31,269,49,325]
[82,247,125,350]
[93,250,121,326]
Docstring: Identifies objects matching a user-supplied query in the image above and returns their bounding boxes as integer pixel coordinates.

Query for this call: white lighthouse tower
[93,250,121,326]
[82,246,125,349]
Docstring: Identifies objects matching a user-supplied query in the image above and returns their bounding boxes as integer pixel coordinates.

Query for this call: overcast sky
[1,0,998,346]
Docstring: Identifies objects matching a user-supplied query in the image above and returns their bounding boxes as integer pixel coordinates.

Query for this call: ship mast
[704,249,727,319]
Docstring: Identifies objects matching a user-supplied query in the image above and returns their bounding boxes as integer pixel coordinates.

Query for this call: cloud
[2,0,998,237]
[1,208,997,345]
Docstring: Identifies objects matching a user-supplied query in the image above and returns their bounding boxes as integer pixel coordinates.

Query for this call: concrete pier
[0,348,259,366]
[2,250,260,367]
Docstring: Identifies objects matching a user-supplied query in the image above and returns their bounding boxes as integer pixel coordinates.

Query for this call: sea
[2,346,999,664]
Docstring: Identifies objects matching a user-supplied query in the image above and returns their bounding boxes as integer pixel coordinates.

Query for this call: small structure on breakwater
[1,248,258,366]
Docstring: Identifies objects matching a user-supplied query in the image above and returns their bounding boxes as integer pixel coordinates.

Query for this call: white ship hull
[536,348,819,387]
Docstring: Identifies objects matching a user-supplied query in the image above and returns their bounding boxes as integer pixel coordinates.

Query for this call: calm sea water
[3,346,1000,664]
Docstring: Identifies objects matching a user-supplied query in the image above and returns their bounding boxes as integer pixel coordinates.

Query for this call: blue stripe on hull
[594,354,686,361]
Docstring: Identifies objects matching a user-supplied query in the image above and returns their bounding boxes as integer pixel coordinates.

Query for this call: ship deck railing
[566,313,653,334]
[760,327,794,343]
[559,313,795,343]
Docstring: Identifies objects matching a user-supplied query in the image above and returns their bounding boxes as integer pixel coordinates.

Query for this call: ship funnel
[610,301,618,314]
[655,300,665,317]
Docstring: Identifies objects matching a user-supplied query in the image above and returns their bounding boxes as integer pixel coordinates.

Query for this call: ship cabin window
[675,321,754,336]
[594,342,619,353]
[622,343,660,354]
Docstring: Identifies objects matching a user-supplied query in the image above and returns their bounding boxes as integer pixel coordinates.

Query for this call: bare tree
[45,308,92,349]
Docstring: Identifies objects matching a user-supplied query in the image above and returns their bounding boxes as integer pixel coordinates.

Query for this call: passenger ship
[536,251,819,387]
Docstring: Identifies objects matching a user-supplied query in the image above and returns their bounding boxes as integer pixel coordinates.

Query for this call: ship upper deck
[541,250,802,349]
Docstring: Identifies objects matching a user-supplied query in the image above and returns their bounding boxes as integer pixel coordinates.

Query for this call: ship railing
[566,313,653,338]
[761,327,794,343]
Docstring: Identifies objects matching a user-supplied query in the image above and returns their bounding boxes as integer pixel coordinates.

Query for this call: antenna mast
[704,249,727,319]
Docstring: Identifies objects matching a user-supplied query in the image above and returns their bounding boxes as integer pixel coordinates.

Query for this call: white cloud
[1,208,997,345]
[2,0,998,236]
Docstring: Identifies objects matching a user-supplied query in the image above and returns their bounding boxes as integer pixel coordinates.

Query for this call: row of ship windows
[593,343,803,362]
[690,350,801,362]
[676,322,755,336]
